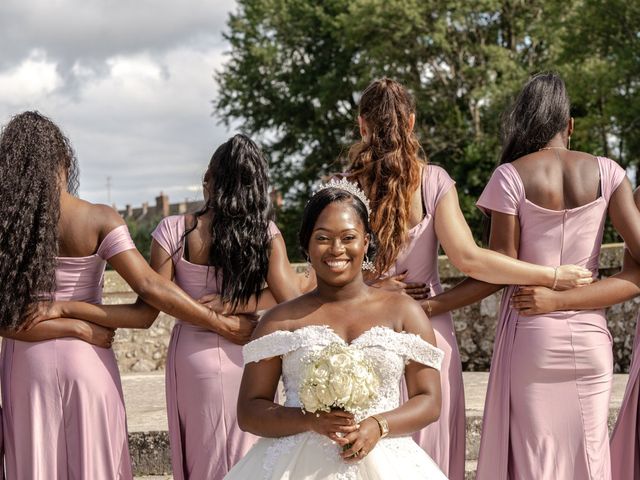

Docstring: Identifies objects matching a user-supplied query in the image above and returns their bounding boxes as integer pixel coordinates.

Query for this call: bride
[225,180,448,479]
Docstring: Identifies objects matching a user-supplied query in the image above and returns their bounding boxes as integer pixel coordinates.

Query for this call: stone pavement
[128,371,629,479]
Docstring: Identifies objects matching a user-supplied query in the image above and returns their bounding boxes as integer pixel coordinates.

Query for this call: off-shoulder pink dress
[152,215,280,480]
[611,311,640,479]
[0,225,136,480]
[475,157,625,480]
[385,165,464,480]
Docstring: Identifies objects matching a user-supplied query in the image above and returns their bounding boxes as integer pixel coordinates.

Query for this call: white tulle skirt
[224,431,447,479]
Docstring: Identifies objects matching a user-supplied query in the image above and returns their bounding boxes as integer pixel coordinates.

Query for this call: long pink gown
[475,157,625,480]
[153,215,280,480]
[610,312,640,479]
[0,225,136,480]
[386,165,465,480]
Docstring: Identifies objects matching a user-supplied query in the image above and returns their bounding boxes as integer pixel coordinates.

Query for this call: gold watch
[371,415,389,438]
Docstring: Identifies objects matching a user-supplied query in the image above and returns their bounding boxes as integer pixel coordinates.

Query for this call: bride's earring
[567,135,571,150]
[362,255,375,272]
[304,256,312,278]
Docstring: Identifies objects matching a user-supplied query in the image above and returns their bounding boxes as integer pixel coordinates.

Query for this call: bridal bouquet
[299,343,380,415]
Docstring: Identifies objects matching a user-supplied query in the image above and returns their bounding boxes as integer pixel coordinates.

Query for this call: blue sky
[0,0,238,209]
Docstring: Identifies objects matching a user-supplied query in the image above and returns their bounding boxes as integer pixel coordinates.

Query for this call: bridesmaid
[428,73,640,479]
[30,134,301,479]
[511,210,640,479]
[0,112,254,479]
[341,77,593,479]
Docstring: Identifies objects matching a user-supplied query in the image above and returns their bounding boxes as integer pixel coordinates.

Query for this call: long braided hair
[0,111,79,329]
[185,134,273,309]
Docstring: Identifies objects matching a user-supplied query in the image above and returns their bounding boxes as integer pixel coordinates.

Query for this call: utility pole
[106,176,112,205]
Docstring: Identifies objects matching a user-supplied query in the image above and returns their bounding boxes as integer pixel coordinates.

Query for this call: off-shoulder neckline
[251,324,430,348]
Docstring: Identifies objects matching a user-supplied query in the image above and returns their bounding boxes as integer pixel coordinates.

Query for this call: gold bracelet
[371,415,389,438]
[425,300,433,317]
[551,266,559,290]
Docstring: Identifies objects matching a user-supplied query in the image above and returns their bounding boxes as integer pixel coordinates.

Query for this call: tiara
[316,177,371,217]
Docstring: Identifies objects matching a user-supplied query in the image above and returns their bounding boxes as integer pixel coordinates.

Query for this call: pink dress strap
[597,156,627,202]
[476,163,524,216]
[152,215,185,258]
[267,220,281,240]
[423,165,455,215]
[96,224,136,260]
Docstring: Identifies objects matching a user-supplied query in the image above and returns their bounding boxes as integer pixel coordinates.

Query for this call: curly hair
[500,72,571,164]
[346,78,423,274]
[0,111,79,330]
[186,134,273,310]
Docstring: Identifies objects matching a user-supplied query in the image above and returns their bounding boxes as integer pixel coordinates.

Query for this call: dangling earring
[362,255,375,272]
[304,255,312,278]
[567,136,571,150]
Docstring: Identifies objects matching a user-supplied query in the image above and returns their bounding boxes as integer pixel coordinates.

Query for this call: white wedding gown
[224,325,449,479]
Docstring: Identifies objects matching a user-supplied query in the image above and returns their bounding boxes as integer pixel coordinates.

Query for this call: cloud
[0,0,237,69]
[0,0,240,208]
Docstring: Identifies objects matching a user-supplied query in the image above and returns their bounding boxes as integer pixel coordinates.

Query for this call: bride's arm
[338,298,442,460]
[236,310,359,439]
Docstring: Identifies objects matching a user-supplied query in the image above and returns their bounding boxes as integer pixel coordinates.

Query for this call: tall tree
[215,0,635,256]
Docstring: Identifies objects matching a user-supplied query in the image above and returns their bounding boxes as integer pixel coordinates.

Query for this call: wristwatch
[371,415,389,438]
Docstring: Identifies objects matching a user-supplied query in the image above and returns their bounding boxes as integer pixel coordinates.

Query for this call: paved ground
[126,371,630,478]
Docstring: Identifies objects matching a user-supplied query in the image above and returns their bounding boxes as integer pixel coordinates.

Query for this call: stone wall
[107,243,638,373]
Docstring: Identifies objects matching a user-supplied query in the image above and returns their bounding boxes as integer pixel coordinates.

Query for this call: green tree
[216,0,638,253]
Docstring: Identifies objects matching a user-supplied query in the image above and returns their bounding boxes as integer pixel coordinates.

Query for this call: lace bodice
[243,325,444,421]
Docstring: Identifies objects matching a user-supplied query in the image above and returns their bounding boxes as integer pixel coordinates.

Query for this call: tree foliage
[216,0,640,257]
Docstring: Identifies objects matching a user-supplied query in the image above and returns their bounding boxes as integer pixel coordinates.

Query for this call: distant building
[118,192,204,222]
[119,189,283,222]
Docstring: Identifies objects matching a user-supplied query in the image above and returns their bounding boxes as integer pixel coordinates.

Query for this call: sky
[0,0,238,209]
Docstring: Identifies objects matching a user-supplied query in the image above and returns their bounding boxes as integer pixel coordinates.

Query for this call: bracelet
[551,266,559,291]
[371,415,389,438]
[425,300,433,317]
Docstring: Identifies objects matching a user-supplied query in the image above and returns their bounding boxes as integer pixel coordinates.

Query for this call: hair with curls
[500,72,571,164]
[186,134,273,309]
[299,187,377,262]
[346,78,423,274]
[0,111,79,330]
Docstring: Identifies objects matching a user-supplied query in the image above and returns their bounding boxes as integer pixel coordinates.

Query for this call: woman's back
[479,154,625,271]
[54,197,132,303]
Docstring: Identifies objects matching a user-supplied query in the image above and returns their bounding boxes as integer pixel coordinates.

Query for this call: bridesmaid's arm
[512,250,640,315]
[425,209,519,316]
[433,187,590,288]
[608,181,640,263]
[32,240,255,344]
[2,319,114,348]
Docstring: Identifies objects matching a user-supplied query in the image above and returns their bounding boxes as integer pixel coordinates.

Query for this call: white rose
[300,384,322,413]
[349,381,371,407]
[351,364,369,380]
[329,353,351,370]
[313,360,331,383]
[330,372,354,405]
[315,383,336,407]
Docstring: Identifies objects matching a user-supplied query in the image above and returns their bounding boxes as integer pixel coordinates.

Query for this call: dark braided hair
[0,111,79,330]
[186,134,273,309]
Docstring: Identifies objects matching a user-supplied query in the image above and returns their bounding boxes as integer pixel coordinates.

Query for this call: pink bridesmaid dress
[387,164,465,480]
[153,215,280,480]
[0,225,136,480]
[475,157,625,480]
[610,311,640,479]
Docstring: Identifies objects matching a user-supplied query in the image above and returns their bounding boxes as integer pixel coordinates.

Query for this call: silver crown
[316,177,371,217]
